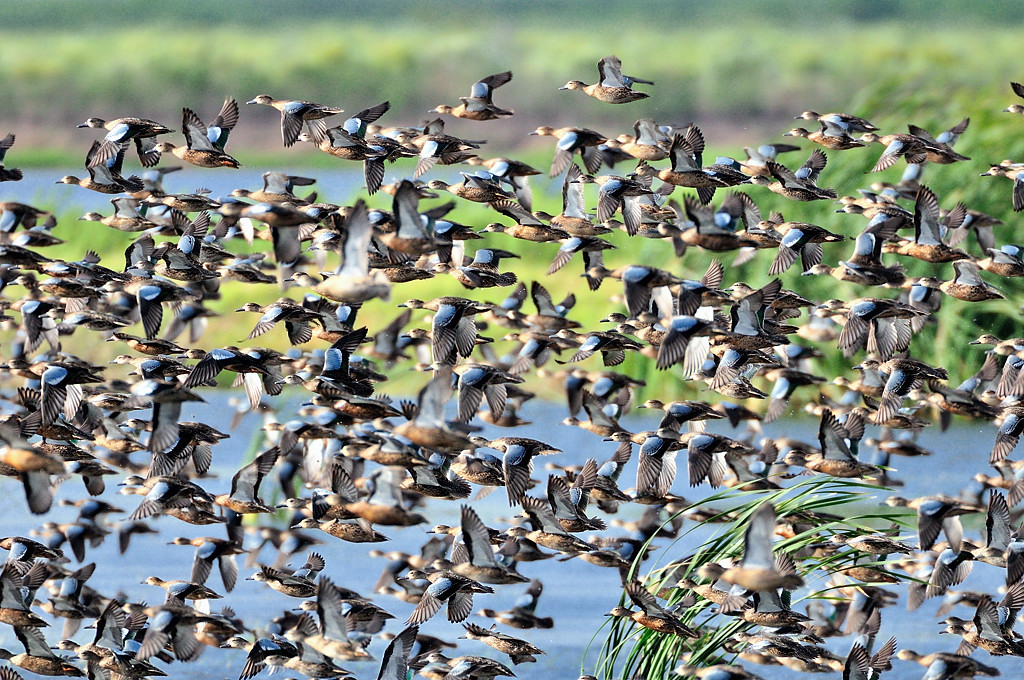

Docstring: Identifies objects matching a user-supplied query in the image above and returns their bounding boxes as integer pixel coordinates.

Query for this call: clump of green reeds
[589,476,911,679]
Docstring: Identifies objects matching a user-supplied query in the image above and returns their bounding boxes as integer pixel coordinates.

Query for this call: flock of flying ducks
[0,54,1023,680]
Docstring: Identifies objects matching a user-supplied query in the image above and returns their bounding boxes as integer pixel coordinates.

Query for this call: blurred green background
[4,0,1024,396]
[7,0,1024,159]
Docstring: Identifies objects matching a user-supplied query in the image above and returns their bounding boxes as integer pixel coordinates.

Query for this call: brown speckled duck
[560,56,651,104]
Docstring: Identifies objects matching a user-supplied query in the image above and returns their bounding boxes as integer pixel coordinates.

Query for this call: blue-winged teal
[720,502,804,592]
[658,125,750,204]
[442,247,519,290]
[815,210,906,285]
[740,142,801,175]
[910,118,971,164]
[831,297,918,359]
[470,435,560,506]
[167,536,245,592]
[991,403,1024,463]
[433,71,514,120]
[428,172,515,203]
[518,496,594,553]
[939,260,1005,302]
[78,115,174,168]
[606,580,699,638]
[798,409,879,478]
[451,505,528,584]
[560,56,651,104]
[631,427,684,499]
[564,329,642,367]
[312,200,392,304]
[291,516,389,543]
[404,569,494,624]
[127,378,207,455]
[546,163,608,237]
[761,367,826,423]
[673,664,764,680]
[981,159,1024,212]
[739,588,811,627]
[591,172,652,236]
[546,460,606,532]
[640,399,724,432]
[795,110,878,133]
[342,485,425,528]
[78,197,157,232]
[546,236,616,290]
[57,140,142,193]
[392,367,474,452]
[310,99,389,148]
[142,576,222,603]
[452,362,522,423]
[674,194,763,254]
[213,447,277,514]
[373,626,418,680]
[896,649,1000,678]
[468,156,541,210]
[156,99,240,168]
[300,577,376,662]
[234,171,316,204]
[941,595,1024,656]
[530,126,606,177]
[404,297,490,365]
[1005,81,1024,113]
[842,640,897,680]
[979,244,1024,277]
[5,626,85,676]
[767,220,844,275]
[784,121,865,151]
[873,357,948,424]
[246,94,344,147]
[236,299,318,344]
[0,133,22,182]
[425,654,514,680]
[0,563,50,627]
[749,149,837,200]
[377,180,440,257]
[279,637,352,679]
[460,623,544,665]
[610,119,670,161]
[882,186,968,263]
[302,102,395,193]
[860,132,928,172]
[407,117,483,178]
[182,345,279,403]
